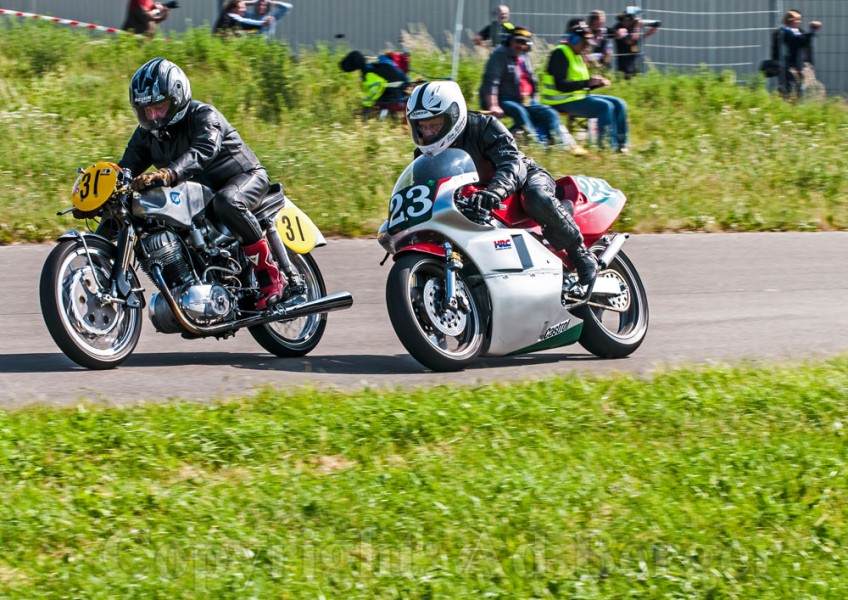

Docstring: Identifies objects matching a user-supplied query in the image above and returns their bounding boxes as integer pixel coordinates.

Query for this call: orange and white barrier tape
[0,8,139,36]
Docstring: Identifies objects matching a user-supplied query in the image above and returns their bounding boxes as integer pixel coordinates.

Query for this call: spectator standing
[612,6,659,79]
[245,0,293,40]
[479,26,582,152]
[586,10,613,68]
[122,0,170,36]
[771,10,822,99]
[473,4,515,48]
[541,21,629,152]
[213,0,274,36]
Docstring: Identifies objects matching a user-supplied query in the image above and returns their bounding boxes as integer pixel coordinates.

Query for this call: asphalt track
[1,232,846,406]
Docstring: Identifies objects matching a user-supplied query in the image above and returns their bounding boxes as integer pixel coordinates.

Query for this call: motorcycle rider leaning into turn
[406,80,599,290]
[118,57,285,309]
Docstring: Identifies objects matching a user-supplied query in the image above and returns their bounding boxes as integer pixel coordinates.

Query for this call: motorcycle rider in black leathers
[406,80,598,289]
[119,57,284,309]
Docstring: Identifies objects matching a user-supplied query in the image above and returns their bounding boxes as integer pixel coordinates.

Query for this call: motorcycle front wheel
[574,248,649,358]
[386,253,484,372]
[39,238,143,370]
[249,252,328,357]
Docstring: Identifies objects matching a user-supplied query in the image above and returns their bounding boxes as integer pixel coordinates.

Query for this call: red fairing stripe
[392,243,446,260]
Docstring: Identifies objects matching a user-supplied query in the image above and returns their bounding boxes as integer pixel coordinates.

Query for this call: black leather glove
[130,168,174,192]
[469,189,503,211]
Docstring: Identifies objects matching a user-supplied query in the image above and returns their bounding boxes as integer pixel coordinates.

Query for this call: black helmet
[129,58,192,134]
[340,50,367,73]
[566,20,594,44]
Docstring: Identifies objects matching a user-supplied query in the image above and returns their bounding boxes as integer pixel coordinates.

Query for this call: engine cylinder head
[140,231,192,287]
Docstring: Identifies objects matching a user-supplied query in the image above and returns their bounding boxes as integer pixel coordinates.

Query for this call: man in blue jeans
[479,26,584,153]
[541,21,629,152]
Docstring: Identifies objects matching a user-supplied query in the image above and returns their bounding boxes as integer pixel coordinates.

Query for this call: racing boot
[567,243,599,289]
[521,172,599,291]
[242,238,285,309]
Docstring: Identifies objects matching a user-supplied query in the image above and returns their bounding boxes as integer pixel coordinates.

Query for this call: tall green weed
[0,22,845,243]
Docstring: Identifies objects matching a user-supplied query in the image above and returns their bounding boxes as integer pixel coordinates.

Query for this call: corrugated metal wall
[1,0,845,94]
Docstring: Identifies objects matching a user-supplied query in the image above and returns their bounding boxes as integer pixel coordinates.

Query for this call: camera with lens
[642,19,661,28]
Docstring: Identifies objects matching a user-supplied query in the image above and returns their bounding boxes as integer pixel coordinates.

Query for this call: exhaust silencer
[597,233,629,269]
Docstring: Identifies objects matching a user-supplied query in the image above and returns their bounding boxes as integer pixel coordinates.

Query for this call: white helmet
[406,81,467,157]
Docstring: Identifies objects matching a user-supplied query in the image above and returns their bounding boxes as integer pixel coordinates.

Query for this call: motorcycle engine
[142,230,235,333]
[149,283,233,333]
[139,231,193,288]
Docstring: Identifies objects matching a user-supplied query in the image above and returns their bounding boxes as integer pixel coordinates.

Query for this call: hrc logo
[493,238,512,250]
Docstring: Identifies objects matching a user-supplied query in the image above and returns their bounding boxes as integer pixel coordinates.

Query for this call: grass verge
[0,23,846,243]
[0,356,846,597]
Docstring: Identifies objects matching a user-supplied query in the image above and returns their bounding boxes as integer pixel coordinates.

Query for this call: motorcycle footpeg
[282,282,306,300]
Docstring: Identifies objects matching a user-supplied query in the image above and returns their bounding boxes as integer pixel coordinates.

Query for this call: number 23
[388,185,432,228]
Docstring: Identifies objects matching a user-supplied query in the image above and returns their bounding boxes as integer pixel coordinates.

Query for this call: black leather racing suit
[119,100,270,245]
[435,112,584,252]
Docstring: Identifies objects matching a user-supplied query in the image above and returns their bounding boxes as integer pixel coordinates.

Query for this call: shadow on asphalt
[0,350,607,374]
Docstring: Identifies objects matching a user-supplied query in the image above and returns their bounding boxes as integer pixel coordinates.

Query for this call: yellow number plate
[71,162,121,212]
[275,200,318,254]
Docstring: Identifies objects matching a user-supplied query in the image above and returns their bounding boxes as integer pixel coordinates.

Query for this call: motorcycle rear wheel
[386,253,484,372]
[574,248,649,358]
[39,238,143,370]
[249,252,328,357]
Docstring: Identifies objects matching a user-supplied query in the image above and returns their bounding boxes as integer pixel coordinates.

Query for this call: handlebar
[453,184,505,224]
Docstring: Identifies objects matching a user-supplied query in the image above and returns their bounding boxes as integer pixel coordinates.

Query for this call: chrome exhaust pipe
[597,233,629,269]
[150,265,354,336]
[278,291,354,320]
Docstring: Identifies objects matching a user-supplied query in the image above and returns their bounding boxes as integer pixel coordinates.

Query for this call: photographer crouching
[123,0,180,37]
[612,6,660,80]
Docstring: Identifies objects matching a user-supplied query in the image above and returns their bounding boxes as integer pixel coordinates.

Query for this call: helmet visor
[132,98,174,131]
[409,103,459,148]
[412,115,447,146]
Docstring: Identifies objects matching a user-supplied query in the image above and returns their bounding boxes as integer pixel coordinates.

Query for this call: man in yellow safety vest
[541,20,629,152]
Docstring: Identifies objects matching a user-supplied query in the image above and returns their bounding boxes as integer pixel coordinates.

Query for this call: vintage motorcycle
[40,162,353,370]
[377,149,648,372]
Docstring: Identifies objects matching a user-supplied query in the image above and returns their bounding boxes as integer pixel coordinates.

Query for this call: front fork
[442,242,469,313]
[66,225,144,309]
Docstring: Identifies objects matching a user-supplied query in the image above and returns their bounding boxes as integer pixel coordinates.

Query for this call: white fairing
[378,149,582,356]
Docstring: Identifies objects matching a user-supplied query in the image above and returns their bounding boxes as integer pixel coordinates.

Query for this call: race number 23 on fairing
[387,181,437,235]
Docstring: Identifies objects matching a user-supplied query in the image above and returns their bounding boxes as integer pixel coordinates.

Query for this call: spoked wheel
[249,252,327,357]
[39,238,143,369]
[574,247,649,358]
[386,253,484,372]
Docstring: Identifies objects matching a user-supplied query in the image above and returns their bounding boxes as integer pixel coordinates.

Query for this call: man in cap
[479,26,584,152]
[541,20,629,152]
[612,6,659,79]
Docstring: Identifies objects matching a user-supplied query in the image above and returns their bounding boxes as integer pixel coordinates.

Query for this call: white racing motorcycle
[377,149,649,372]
